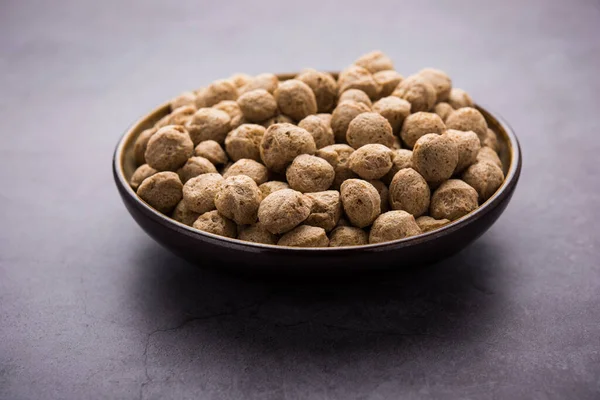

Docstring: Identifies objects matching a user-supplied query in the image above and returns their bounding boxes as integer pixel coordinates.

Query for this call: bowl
[113,73,522,274]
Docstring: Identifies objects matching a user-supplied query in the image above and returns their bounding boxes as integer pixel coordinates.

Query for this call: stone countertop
[1,0,599,399]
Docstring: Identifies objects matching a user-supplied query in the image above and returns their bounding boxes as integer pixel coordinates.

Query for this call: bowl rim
[113,88,521,254]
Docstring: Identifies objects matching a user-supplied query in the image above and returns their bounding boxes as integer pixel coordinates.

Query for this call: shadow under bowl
[113,73,522,274]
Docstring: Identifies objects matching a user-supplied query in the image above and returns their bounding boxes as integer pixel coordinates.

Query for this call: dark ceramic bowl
[113,74,521,274]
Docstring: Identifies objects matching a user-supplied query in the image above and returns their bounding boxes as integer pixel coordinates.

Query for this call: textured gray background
[1,0,599,399]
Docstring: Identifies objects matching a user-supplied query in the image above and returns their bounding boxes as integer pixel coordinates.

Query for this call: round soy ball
[367,179,390,213]
[433,102,454,122]
[340,179,381,228]
[348,144,393,180]
[169,91,197,111]
[193,210,237,238]
[430,179,478,221]
[298,115,335,149]
[412,133,458,185]
[447,88,474,109]
[240,73,279,94]
[354,50,395,73]
[274,79,317,121]
[338,65,380,100]
[260,123,317,173]
[286,154,335,193]
[134,127,157,166]
[447,129,481,173]
[214,175,262,225]
[304,190,342,232]
[261,114,295,128]
[477,147,502,169]
[194,140,228,165]
[130,164,157,191]
[393,75,436,112]
[296,69,338,113]
[418,68,452,102]
[346,112,394,149]
[186,108,231,145]
[229,73,253,88]
[315,144,358,190]
[483,128,500,152]
[383,149,413,184]
[369,210,422,244]
[331,100,371,143]
[258,181,289,199]
[258,189,313,234]
[177,156,218,183]
[203,79,239,106]
[238,223,278,245]
[277,225,329,247]
[237,89,278,122]
[171,200,201,226]
[182,172,224,214]
[372,96,411,134]
[222,158,269,185]
[137,171,183,214]
[225,124,266,162]
[445,107,488,143]
[373,70,403,98]
[328,226,369,247]
[400,112,446,149]
[144,125,194,171]
[154,105,196,129]
[213,100,245,129]
[416,216,450,233]
[339,89,372,107]
[461,161,505,202]
[388,168,430,217]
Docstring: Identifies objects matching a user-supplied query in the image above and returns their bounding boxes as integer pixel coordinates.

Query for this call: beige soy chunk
[412,133,458,185]
[177,156,218,183]
[277,225,329,247]
[304,190,342,232]
[338,65,380,100]
[346,112,394,149]
[400,112,446,149]
[223,158,269,185]
[418,68,452,102]
[298,115,335,149]
[229,73,253,88]
[258,181,289,199]
[169,92,197,111]
[237,89,278,122]
[348,144,393,180]
[154,105,196,129]
[194,140,228,165]
[483,128,500,152]
[260,123,317,173]
[339,89,372,108]
[225,124,266,162]
[240,73,279,95]
[434,102,454,122]
[372,96,411,134]
[186,108,231,145]
[340,179,381,228]
[388,168,431,217]
[274,79,317,121]
[261,114,295,128]
[416,216,450,233]
[296,69,338,113]
[367,179,390,213]
[145,125,194,171]
[328,226,369,247]
[134,127,157,166]
[137,171,183,214]
[286,155,335,193]
[462,161,505,202]
[203,79,239,107]
[192,210,237,238]
[130,164,157,190]
[446,107,488,143]
[373,70,403,98]
[430,179,479,221]
[182,173,223,214]
[383,149,413,184]
[237,223,278,245]
[331,100,371,143]
[393,75,436,113]
[171,200,201,226]
[214,175,262,225]
[316,144,358,190]
[369,210,422,244]
[477,147,503,169]
[447,88,474,109]
[213,100,245,129]
[354,50,395,74]
[258,189,313,234]
[447,129,481,173]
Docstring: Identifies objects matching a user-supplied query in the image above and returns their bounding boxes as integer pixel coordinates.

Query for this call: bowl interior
[115,73,519,252]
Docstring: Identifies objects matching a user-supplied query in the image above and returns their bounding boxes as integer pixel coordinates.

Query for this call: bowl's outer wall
[113,75,521,273]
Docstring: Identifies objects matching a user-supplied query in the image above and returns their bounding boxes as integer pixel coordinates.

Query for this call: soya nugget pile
[131,51,505,247]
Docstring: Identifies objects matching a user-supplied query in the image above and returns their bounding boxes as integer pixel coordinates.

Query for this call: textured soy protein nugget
[348,144,393,180]
[346,112,394,149]
[277,225,329,247]
[130,164,157,191]
[258,189,313,234]
[372,96,411,134]
[186,108,231,145]
[462,160,504,202]
[338,65,381,100]
[446,107,488,143]
[416,216,450,233]
[237,89,278,122]
[328,226,369,247]
[222,158,269,185]
[400,112,446,149]
[145,125,194,171]
[331,100,371,143]
[447,129,481,173]
[260,123,316,173]
[412,133,458,185]
[298,115,335,149]
[382,149,413,184]
[304,190,342,232]
[430,179,479,221]
[213,100,245,129]
[369,210,422,244]
[393,75,436,112]
[182,173,224,214]
[339,89,372,107]
[258,181,289,199]
[316,144,358,190]
[214,175,262,225]
[194,140,228,165]
[274,79,318,121]
[137,171,183,214]
[286,154,335,193]
[388,168,430,217]
[177,156,218,183]
[296,69,338,113]
[192,210,237,238]
[171,199,201,226]
[225,124,266,162]
[373,70,403,98]
[340,179,381,228]
[237,223,278,244]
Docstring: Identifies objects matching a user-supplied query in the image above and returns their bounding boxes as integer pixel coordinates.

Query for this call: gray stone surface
[1,0,599,399]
